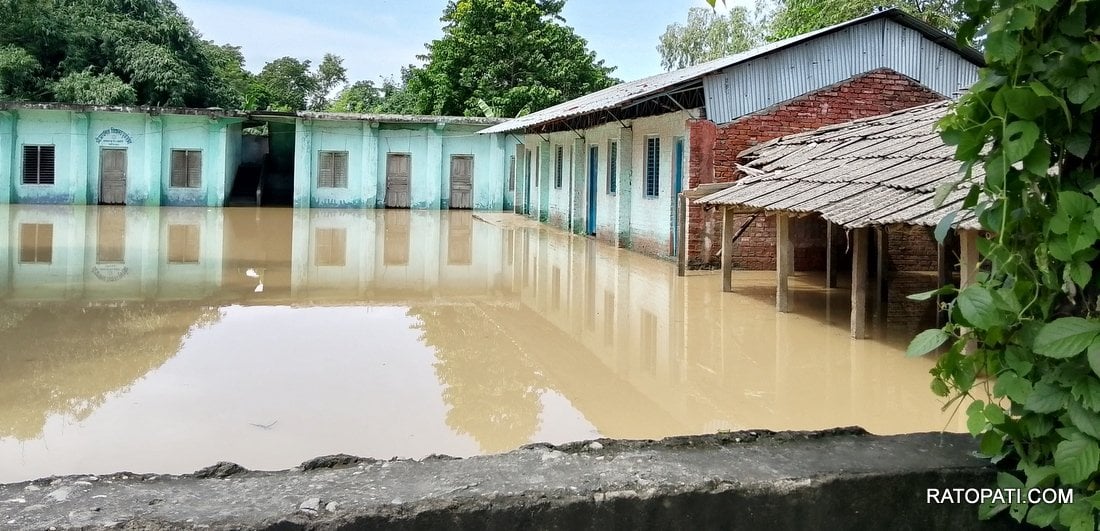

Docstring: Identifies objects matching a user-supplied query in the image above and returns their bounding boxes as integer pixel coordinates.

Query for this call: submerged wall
[517,111,692,259]
[292,120,515,210]
[0,108,243,208]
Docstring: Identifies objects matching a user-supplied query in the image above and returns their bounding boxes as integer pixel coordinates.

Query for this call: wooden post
[875,226,889,308]
[826,220,838,289]
[722,207,734,293]
[959,229,979,289]
[776,213,792,312]
[850,227,869,339]
[677,193,688,277]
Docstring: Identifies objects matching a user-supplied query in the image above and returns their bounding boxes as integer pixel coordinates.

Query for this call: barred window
[607,141,618,194]
[22,145,56,185]
[318,151,349,188]
[170,150,202,188]
[645,137,660,198]
[554,146,564,189]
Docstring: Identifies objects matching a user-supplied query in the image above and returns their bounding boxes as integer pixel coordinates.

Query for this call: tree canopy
[401,0,618,117]
[662,0,961,70]
[657,6,766,70]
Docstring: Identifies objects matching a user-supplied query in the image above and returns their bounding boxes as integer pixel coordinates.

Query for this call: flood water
[0,205,963,483]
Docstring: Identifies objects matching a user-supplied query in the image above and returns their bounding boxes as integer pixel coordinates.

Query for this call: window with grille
[167,224,200,264]
[554,146,563,189]
[315,228,347,267]
[607,141,618,194]
[170,149,202,188]
[22,145,56,185]
[645,137,660,198]
[318,151,349,188]
[19,224,53,263]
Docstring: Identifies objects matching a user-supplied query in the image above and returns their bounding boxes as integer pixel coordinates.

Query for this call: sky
[172,0,753,86]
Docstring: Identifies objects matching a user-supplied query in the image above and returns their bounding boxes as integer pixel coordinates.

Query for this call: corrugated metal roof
[695,100,982,230]
[481,9,983,135]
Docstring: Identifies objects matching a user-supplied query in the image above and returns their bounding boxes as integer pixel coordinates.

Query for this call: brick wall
[688,68,946,269]
[887,225,939,272]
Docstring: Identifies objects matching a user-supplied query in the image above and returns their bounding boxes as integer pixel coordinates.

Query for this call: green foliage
[907,0,1100,527]
[679,1,957,72]
[657,6,766,70]
[768,0,961,40]
[51,70,137,105]
[0,44,40,100]
[403,0,617,117]
[328,80,384,114]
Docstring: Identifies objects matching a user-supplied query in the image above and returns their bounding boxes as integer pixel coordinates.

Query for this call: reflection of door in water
[587,146,598,236]
[450,155,473,210]
[383,210,410,265]
[96,207,126,263]
[385,154,410,208]
[100,148,128,205]
[447,214,472,265]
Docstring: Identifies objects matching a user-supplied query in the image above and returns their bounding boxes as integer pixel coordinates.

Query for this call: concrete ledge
[0,429,1019,530]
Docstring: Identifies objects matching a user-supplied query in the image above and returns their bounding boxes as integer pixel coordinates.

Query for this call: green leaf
[1084,43,1100,63]
[1054,435,1100,484]
[1069,261,1092,287]
[1067,79,1095,105]
[1088,338,1100,378]
[1027,502,1059,527]
[980,431,1005,456]
[1033,317,1100,359]
[1072,377,1100,412]
[1023,141,1051,176]
[1059,191,1094,218]
[907,328,950,357]
[1003,87,1043,119]
[967,399,988,436]
[984,403,1006,425]
[934,210,957,243]
[1059,498,1096,531]
[995,370,1033,403]
[933,181,956,209]
[1068,401,1100,439]
[1066,133,1091,159]
[985,31,1021,63]
[1003,121,1040,163]
[1026,381,1068,413]
[907,285,954,301]
[956,285,1000,329]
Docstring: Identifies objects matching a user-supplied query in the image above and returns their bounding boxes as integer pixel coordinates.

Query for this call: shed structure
[695,100,983,338]
[482,9,982,265]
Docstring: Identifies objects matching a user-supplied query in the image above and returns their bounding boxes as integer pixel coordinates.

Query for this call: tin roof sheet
[481,9,982,135]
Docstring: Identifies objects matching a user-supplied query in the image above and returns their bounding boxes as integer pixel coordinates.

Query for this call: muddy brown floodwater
[0,205,965,483]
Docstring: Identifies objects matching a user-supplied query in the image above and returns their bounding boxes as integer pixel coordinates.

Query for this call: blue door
[587,146,598,236]
[671,138,685,254]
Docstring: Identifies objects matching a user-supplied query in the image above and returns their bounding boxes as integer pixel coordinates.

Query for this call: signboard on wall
[96,128,133,147]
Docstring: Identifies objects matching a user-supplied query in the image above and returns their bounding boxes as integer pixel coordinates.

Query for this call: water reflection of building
[0,205,963,461]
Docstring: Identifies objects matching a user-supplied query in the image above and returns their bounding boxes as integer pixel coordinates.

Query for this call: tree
[657,6,766,70]
[908,0,1100,528]
[328,80,383,114]
[0,44,40,100]
[404,0,617,117]
[310,53,347,110]
[0,0,228,107]
[254,57,317,111]
[51,70,137,105]
[768,0,960,40]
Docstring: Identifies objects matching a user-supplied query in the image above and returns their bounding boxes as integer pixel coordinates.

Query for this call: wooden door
[100,148,127,205]
[385,154,410,208]
[449,155,473,210]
